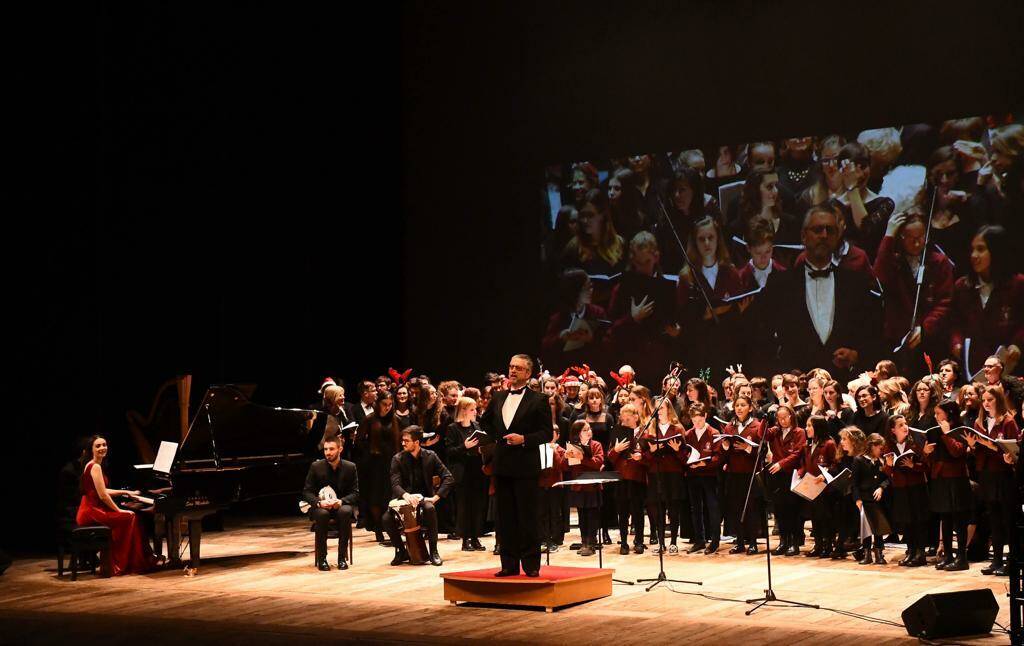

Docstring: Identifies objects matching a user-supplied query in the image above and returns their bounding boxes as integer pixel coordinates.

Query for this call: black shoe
[981,560,1003,575]
[687,542,707,554]
[830,547,846,560]
[495,569,518,577]
[944,556,968,572]
[470,538,486,551]
[805,543,822,558]
[337,557,348,570]
[632,544,645,554]
[935,558,953,570]
[317,558,330,572]
[728,544,746,554]
[649,536,658,545]
[390,550,410,566]
[785,545,799,557]
[704,542,719,555]
[858,549,873,565]
[852,548,864,561]
[924,546,937,557]
[991,565,1008,576]
[493,544,501,555]
[746,544,759,555]
[579,545,595,557]
[525,569,539,577]
[462,540,474,552]
[547,542,559,553]
[355,519,365,529]
[570,542,583,550]
[620,544,630,555]
[907,549,926,567]
[771,542,788,556]
[429,551,443,566]
[873,548,886,565]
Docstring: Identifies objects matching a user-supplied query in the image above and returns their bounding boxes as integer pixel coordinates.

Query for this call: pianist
[303,435,360,571]
[75,434,158,575]
[382,426,454,566]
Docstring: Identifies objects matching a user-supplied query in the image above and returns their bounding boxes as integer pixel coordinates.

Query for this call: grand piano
[129,383,314,574]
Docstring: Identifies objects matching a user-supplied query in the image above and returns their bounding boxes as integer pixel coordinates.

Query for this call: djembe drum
[388,498,428,565]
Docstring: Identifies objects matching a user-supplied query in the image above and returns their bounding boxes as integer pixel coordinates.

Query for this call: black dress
[851,409,887,439]
[852,455,892,537]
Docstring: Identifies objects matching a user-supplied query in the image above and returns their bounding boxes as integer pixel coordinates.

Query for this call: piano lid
[177,385,312,464]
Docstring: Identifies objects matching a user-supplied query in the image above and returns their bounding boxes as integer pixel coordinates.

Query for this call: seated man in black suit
[302,434,359,571]
[754,202,883,380]
[383,425,454,566]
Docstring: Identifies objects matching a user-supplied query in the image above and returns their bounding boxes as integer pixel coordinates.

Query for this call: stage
[0,515,1011,645]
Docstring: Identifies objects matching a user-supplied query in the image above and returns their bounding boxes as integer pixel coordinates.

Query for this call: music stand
[553,473,634,585]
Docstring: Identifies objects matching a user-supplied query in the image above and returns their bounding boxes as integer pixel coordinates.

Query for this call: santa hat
[319,377,338,394]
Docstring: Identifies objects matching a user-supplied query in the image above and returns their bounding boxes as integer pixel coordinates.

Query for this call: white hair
[857,127,903,164]
[879,164,927,215]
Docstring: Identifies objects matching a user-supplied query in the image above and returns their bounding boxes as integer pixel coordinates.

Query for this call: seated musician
[302,434,359,571]
[383,426,454,566]
[75,434,159,576]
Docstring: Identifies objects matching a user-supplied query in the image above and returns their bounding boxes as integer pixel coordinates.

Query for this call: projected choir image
[540,118,1023,386]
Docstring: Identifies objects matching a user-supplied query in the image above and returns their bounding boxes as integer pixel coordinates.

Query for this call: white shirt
[804,262,836,344]
[658,422,671,436]
[735,417,752,434]
[978,278,994,308]
[906,254,921,278]
[693,425,707,442]
[986,416,996,432]
[361,402,374,418]
[749,259,773,289]
[502,389,525,429]
[896,441,907,454]
[701,263,719,290]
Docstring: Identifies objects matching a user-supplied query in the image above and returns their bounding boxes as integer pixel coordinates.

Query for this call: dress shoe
[390,550,410,566]
[429,551,443,566]
[570,542,583,550]
[687,543,706,554]
[784,545,799,557]
[805,544,822,558]
[991,565,1008,576]
[935,558,953,570]
[619,544,630,555]
[771,542,788,556]
[649,536,658,545]
[668,544,679,554]
[462,540,474,552]
[981,559,1003,575]
[858,549,873,565]
[830,547,846,560]
[494,569,518,577]
[746,545,759,555]
[579,545,595,557]
[632,544,645,554]
[906,550,926,567]
[602,531,613,545]
[524,569,539,577]
[337,558,348,570]
[493,544,501,555]
[728,544,746,554]
[944,556,968,571]
[316,559,330,572]
[704,543,718,555]
[470,538,486,551]
[873,548,886,565]
[547,543,559,553]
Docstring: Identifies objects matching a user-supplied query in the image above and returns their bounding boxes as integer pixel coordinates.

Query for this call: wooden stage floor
[0,515,1012,645]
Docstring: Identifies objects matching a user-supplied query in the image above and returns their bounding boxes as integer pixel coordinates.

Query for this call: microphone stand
[740,423,818,614]
[655,195,719,324]
[635,364,703,591]
[897,186,938,356]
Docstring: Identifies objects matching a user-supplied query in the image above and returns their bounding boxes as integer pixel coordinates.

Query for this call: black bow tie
[508,387,526,396]
[806,265,835,279]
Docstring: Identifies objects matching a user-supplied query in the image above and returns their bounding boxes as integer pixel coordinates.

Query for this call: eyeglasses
[806,225,838,235]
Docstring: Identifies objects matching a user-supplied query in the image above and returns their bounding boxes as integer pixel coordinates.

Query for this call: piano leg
[187,519,202,573]
[167,517,183,568]
[152,513,166,559]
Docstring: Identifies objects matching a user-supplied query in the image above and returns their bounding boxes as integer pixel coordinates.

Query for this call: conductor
[480,354,551,577]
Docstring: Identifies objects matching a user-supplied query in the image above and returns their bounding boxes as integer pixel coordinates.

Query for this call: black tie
[508,387,526,396]
[807,265,834,280]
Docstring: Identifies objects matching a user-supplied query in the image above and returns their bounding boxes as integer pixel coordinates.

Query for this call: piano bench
[59,525,112,581]
[309,517,355,565]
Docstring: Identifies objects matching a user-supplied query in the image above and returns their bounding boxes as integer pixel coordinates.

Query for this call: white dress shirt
[750,259,772,289]
[701,263,719,291]
[502,389,525,429]
[804,263,836,344]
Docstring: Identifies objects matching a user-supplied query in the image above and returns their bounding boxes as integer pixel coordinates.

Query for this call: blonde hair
[455,396,477,423]
[838,426,866,457]
[877,378,910,416]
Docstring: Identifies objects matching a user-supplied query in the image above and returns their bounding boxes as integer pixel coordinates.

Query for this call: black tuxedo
[481,388,551,573]
[302,458,359,562]
[754,262,883,378]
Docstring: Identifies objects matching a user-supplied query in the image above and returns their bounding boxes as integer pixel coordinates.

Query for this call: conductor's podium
[441,566,613,612]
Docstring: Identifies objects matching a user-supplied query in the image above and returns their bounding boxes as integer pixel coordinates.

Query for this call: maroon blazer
[676,263,746,310]
[881,438,927,488]
[926,431,969,479]
[721,418,764,473]
[682,425,721,475]
[538,444,567,489]
[872,236,953,344]
[797,438,837,478]
[738,258,787,292]
[608,438,647,484]
[566,439,604,491]
[642,424,686,474]
[973,416,1020,474]
[948,274,1024,366]
[765,425,807,472]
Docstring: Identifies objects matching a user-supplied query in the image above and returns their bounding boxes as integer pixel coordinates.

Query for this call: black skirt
[614,479,647,502]
[978,470,1018,504]
[929,475,973,515]
[568,489,602,508]
[647,470,685,502]
[860,501,892,537]
[890,483,930,528]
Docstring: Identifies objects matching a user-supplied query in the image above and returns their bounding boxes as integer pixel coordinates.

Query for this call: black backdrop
[9,1,1022,551]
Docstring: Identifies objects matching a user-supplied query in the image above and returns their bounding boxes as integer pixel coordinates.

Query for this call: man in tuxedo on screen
[755,203,883,379]
[480,354,551,577]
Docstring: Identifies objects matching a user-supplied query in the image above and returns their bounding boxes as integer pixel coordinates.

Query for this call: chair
[309,516,355,565]
[58,525,112,580]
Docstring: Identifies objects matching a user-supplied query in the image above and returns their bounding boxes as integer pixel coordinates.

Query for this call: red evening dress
[75,461,156,575]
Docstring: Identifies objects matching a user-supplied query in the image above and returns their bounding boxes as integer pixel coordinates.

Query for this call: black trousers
[769,471,802,545]
[457,475,488,540]
[496,476,541,573]
[382,500,439,550]
[615,481,646,546]
[310,504,353,560]
[578,506,600,545]
[687,476,722,545]
[538,487,565,545]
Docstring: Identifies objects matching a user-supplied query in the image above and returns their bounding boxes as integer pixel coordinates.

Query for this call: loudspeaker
[902,589,998,639]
